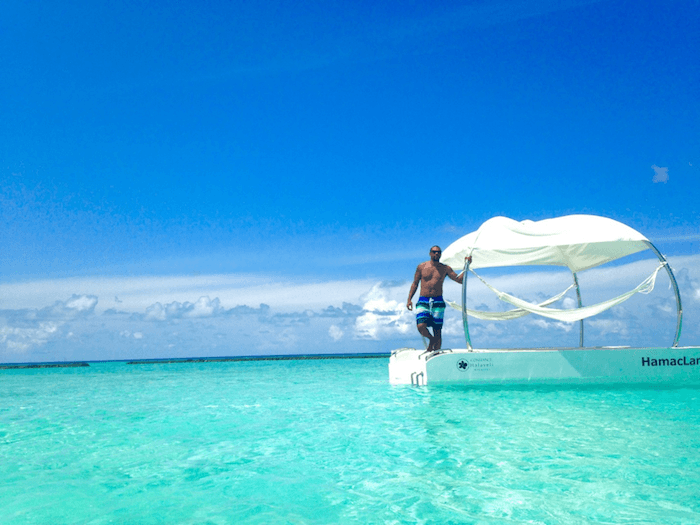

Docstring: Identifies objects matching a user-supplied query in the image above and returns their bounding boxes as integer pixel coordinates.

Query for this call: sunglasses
[431,250,441,254]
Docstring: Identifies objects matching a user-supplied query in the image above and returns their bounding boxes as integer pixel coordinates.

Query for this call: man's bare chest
[421,266,445,282]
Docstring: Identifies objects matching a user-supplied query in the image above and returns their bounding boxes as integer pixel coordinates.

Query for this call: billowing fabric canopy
[446,263,664,322]
[445,283,576,321]
[440,215,650,273]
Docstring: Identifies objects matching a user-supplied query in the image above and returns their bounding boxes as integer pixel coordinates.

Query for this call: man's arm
[445,266,464,285]
[445,257,472,285]
[407,267,421,310]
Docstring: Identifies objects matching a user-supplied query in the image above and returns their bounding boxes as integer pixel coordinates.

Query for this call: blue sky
[1,0,698,362]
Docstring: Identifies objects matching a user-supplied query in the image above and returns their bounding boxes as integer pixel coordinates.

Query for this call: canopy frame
[461,257,472,350]
[645,241,682,347]
[572,272,583,347]
[456,240,683,349]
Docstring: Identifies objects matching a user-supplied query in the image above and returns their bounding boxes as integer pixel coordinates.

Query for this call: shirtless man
[407,246,466,351]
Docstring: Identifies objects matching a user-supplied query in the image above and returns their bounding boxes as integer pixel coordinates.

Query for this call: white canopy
[440,215,650,273]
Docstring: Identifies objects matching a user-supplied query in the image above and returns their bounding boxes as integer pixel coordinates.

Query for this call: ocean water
[2,358,700,524]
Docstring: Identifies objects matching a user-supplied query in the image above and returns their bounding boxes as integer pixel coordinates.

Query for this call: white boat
[390,215,700,386]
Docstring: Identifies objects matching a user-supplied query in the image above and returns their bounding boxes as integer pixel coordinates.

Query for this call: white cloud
[328,325,344,341]
[120,330,144,340]
[440,314,464,337]
[187,296,221,318]
[0,323,58,353]
[0,275,376,314]
[144,303,167,321]
[587,318,629,337]
[675,267,700,302]
[532,318,575,332]
[142,296,224,321]
[354,283,413,340]
[0,295,97,354]
[562,297,577,309]
[64,295,98,311]
[652,164,669,183]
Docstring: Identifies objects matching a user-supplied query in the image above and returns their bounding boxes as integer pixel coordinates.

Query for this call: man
[406,246,466,351]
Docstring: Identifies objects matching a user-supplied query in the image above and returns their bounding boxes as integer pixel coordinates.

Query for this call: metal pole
[645,241,683,347]
[461,257,472,350]
[572,272,584,347]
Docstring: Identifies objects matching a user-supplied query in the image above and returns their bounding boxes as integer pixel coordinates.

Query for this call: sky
[1,0,698,363]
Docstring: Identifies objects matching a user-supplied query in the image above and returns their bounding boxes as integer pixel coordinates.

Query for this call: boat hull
[389,347,700,386]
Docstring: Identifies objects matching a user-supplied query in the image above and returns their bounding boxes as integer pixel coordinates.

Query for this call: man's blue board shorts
[416,296,446,328]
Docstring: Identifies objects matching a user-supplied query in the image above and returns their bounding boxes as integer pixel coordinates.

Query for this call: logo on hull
[642,356,700,367]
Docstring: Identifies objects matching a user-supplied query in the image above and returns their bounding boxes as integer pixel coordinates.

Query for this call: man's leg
[430,298,445,351]
[432,327,442,351]
[417,322,434,350]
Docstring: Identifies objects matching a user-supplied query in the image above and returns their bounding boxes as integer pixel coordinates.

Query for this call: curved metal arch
[572,272,584,347]
[461,257,472,350]
[645,241,683,347]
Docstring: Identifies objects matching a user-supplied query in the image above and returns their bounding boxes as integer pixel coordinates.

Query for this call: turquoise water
[2,359,700,524]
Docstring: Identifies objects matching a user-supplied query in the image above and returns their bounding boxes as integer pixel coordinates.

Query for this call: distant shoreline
[0,353,392,369]
[0,362,90,370]
[127,354,390,365]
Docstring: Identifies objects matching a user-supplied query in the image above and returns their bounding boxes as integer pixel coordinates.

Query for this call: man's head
[430,245,442,261]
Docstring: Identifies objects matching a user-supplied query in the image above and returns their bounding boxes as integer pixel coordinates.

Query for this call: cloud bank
[1,254,699,363]
[0,295,97,353]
